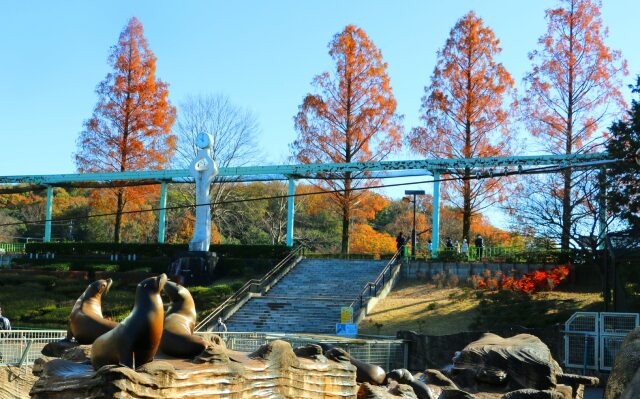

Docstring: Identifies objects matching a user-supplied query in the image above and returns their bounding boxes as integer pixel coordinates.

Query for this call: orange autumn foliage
[522,0,627,249]
[75,17,176,243]
[172,213,221,245]
[293,25,403,254]
[409,11,515,242]
[349,223,396,255]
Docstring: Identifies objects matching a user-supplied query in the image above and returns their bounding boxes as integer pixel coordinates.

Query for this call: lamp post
[403,190,426,258]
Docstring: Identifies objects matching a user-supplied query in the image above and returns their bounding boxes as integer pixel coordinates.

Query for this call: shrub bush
[25,242,292,259]
[435,250,467,262]
[42,263,71,272]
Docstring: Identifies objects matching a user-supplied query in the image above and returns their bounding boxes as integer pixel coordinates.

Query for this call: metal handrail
[348,248,402,314]
[0,242,25,253]
[195,245,305,331]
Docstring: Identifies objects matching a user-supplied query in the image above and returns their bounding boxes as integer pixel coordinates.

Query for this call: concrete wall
[402,261,557,281]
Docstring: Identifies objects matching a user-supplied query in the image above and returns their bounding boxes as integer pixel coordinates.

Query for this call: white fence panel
[563,312,639,372]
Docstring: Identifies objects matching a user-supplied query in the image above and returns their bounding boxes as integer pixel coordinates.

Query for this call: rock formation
[30,339,358,398]
[606,326,640,399]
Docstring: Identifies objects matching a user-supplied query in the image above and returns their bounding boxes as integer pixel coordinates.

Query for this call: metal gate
[564,312,638,371]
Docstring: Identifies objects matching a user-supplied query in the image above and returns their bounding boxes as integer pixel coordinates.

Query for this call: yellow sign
[340,307,353,323]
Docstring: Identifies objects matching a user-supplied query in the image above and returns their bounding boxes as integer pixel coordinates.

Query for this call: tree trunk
[561,168,572,250]
[341,177,352,255]
[341,205,350,256]
[114,188,124,243]
[561,8,575,251]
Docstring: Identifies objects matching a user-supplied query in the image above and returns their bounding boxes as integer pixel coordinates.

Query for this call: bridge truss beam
[0,152,610,248]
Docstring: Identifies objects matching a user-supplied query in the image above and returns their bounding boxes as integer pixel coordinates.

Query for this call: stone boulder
[452,333,562,391]
[606,327,640,399]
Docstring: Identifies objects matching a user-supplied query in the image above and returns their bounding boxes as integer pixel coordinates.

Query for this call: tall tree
[521,0,626,249]
[75,17,176,242]
[607,76,640,230]
[172,94,261,239]
[408,11,515,242]
[292,25,403,254]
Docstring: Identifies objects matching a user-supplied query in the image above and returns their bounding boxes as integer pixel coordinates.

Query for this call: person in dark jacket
[0,304,11,330]
[474,234,484,259]
[445,237,454,249]
[396,232,407,253]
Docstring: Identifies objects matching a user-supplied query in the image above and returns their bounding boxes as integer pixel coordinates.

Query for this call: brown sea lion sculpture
[68,278,118,344]
[324,346,386,385]
[159,280,208,358]
[91,274,167,370]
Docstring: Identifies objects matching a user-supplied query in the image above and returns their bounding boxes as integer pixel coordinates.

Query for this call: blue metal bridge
[0,152,611,251]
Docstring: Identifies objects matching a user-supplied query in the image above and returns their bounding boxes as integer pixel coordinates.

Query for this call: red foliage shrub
[470,264,571,294]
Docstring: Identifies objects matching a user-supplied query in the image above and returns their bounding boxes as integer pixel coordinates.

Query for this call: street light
[403,190,425,258]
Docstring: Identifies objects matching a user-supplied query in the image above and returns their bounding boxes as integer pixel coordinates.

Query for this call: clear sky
[1,0,638,203]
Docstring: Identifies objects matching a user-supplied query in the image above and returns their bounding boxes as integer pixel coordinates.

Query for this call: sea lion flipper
[120,352,134,369]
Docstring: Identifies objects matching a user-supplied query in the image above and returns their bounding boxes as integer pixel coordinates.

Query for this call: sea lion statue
[68,278,117,344]
[91,274,167,370]
[324,346,387,385]
[160,280,208,358]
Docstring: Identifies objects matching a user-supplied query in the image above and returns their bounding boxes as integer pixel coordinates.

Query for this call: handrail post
[286,178,295,247]
[17,340,33,367]
[158,181,168,243]
[44,186,54,242]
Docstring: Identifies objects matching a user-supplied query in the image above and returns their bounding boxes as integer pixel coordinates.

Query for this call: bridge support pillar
[158,181,167,244]
[44,186,53,242]
[432,173,440,258]
[286,178,295,247]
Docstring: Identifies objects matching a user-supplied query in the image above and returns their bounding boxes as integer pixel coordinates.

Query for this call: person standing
[474,234,484,260]
[215,317,227,333]
[396,232,407,254]
[445,237,454,250]
[461,239,469,257]
[0,304,11,330]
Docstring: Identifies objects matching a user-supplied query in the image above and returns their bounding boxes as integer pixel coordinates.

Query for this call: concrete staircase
[224,258,388,334]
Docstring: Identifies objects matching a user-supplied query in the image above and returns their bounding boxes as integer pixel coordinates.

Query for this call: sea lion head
[82,278,113,300]
[138,273,167,294]
[163,280,186,303]
[163,280,196,317]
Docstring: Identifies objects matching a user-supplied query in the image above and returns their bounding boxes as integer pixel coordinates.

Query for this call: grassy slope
[359,279,604,336]
[0,274,250,330]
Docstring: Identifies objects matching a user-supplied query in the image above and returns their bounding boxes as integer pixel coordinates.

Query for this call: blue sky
[1,0,638,204]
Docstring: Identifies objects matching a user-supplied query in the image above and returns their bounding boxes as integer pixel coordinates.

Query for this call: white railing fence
[0,330,67,367]
[1,330,407,371]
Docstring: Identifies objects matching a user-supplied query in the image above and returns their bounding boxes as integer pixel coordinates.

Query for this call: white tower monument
[189,133,219,252]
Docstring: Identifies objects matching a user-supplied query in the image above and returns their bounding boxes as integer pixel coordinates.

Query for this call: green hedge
[25,243,291,259]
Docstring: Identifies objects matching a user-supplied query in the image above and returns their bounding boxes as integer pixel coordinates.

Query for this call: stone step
[224,258,390,333]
